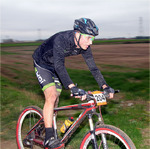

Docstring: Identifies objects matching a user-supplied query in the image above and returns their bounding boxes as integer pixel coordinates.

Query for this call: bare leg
[43,86,64,148]
[43,86,58,127]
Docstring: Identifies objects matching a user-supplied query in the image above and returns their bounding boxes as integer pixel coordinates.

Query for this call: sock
[45,127,54,141]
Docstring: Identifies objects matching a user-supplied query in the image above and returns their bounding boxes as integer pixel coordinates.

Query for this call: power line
[138,17,144,36]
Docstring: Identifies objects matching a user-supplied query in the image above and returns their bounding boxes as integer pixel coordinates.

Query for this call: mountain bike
[16,90,136,149]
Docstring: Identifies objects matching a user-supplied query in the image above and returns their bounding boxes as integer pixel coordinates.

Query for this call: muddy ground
[1,43,149,72]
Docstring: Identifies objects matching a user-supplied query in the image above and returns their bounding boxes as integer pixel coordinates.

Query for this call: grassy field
[1,41,149,148]
[1,38,149,47]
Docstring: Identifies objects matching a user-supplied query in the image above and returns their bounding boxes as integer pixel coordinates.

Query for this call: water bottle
[60,117,74,133]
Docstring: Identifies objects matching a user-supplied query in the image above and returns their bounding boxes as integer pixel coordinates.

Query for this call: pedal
[23,138,32,147]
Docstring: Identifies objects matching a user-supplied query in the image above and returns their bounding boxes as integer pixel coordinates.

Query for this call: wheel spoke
[30,111,31,129]
[16,107,44,149]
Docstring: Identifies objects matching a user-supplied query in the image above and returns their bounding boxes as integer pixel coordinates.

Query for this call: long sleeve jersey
[32,30,107,89]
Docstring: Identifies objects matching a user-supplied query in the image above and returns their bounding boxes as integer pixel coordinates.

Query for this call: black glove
[71,86,86,96]
[103,86,115,95]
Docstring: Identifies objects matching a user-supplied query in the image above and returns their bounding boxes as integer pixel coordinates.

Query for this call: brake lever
[86,93,95,101]
[104,90,120,98]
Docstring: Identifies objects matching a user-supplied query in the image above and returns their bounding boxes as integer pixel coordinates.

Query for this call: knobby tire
[80,125,136,149]
[16,106,43,149]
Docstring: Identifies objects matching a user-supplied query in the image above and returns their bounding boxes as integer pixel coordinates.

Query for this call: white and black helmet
[74,18,99,36]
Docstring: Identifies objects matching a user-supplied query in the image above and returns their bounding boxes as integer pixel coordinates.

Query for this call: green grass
[1,38,149,47]
[1,42,42,47]
[67,68,149,100]
[93,38,149,44]
[1,51,20,55]
[103,104,148,149]
[1,65,149,148]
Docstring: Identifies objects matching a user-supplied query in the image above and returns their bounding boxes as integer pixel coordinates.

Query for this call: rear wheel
[16,106,44,149]
[80,125,136,149]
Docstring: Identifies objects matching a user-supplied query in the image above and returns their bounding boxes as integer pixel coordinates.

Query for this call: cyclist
[32,18,114,149]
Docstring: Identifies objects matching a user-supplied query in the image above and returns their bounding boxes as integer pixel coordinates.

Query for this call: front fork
[53,112,58,139]
[88,112,108,149]
[88,114,98,149]
[101,133,108,149]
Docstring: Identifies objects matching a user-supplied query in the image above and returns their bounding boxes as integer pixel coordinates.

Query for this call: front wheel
[16,106,44,149]
[80,125,136,149]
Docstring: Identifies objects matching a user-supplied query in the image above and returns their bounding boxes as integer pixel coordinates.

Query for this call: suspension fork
[101,133,108,149]
[98,106,108,149]
[90,109,108,149]
[88,114,98,149]
[53,112,58,139]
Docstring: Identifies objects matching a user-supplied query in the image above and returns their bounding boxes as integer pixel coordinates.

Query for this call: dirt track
[1,43,149,74]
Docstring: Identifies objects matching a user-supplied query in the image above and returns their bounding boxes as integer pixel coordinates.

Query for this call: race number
[91,91,107,106]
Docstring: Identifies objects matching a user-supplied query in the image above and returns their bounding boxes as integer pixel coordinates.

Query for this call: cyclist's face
[79,33,95,50]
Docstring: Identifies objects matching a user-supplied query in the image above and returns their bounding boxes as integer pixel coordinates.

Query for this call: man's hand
[70,86,86,101]
[108,93,114,99]
[74,94,87,101]
[103,86,115,99]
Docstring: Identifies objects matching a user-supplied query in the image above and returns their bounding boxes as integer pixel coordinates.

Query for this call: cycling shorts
[33,60,62,92]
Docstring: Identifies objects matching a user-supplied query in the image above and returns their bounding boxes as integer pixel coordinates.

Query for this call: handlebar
[71,89,120,102]
[86,90,120,101]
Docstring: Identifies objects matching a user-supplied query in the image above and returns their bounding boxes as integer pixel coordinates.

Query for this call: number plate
[91,91,107,106]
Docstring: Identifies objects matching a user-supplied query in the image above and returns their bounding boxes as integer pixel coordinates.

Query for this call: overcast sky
[1,0,149,41]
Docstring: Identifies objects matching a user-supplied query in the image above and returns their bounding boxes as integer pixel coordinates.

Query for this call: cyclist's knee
[47,94,57,103]
[44,86,58,104]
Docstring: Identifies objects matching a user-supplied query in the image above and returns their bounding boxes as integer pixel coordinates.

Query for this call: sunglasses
[80,33,95,41]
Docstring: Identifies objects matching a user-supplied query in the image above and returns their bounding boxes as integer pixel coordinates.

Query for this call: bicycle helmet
[74,18,99,36]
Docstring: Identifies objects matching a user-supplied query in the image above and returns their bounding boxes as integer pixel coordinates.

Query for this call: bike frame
[25,101,105,148]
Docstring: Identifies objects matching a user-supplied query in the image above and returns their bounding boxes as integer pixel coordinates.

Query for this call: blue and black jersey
[32,30,107,89]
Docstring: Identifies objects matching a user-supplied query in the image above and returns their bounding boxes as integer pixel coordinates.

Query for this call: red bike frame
[25,101,102,147]
[54,102,102,144]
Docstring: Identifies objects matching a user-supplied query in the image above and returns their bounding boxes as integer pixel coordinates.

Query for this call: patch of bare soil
[1,139,17,149]
[141,127,150,148]
[1,44,149,74]
[1,46,36,72]
[65,43,149,70]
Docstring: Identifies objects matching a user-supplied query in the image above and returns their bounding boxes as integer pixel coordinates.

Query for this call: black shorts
[33,61,62,92]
